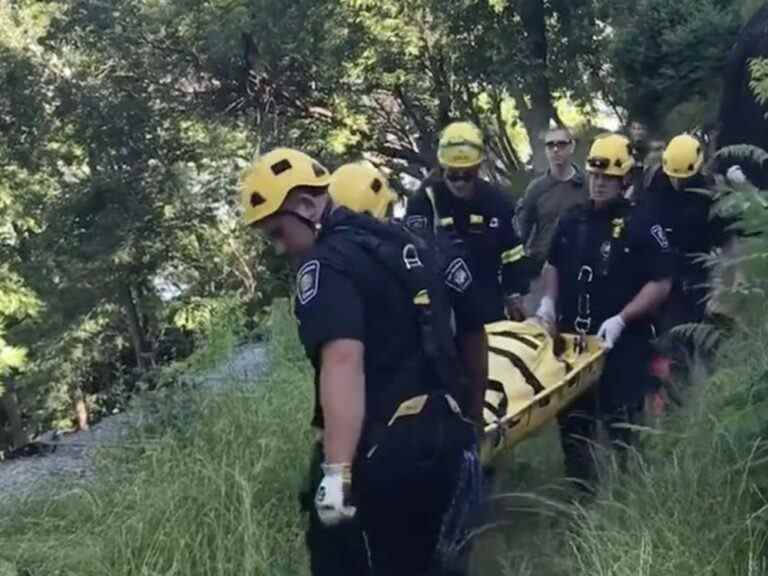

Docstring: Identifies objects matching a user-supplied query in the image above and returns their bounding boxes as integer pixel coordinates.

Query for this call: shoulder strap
[323,220,464,399]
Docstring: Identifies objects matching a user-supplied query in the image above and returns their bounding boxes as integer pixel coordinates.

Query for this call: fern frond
[714,144,768,167]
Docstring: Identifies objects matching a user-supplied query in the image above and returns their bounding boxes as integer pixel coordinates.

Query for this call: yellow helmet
[437,121,485,168]
[586,133,634,177]
[329,162,396,220]
[240,148,331,226]
[662,134,703,179]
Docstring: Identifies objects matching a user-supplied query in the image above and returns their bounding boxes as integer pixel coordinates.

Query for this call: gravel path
[0,342,267,503]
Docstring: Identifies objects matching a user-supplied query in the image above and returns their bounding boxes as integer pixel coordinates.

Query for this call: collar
[318,205,356,238]
[547,164,583,185]
[587,197,630,219]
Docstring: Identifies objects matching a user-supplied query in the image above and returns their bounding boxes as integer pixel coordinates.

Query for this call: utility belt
[361,392,474,475]
[312,393,468,452]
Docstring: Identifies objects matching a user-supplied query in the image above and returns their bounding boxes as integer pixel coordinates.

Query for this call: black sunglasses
[545,139,572,149]
[445,169,477,183]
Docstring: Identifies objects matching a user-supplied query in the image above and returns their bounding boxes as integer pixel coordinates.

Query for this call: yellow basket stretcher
[480,320,606,464]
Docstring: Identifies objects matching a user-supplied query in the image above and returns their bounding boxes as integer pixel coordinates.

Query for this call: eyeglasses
[545,140,572,150]
[587,157,610,170]
[445,169,477,182]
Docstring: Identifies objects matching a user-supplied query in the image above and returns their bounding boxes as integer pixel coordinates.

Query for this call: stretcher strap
[488,345,545,394]
[489,331,541,351]
[484,379,509,421]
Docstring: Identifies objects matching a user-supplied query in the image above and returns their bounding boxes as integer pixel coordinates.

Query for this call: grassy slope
[2,299,768,575]
[0,300,314,576]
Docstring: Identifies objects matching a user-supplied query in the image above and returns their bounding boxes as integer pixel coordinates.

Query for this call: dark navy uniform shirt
[548,199,675,336]
[294,208,480,431]
[641,168,738,283]
[406,178,531,323]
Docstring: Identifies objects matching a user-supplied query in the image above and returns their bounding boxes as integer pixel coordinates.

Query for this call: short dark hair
[543,125,574,142]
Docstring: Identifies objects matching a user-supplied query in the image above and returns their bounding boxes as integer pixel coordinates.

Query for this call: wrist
[322,462,352,481]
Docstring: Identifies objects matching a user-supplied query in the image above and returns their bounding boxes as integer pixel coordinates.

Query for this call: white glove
[726,165,747,185]
[315,463,356,526]
[597,315,626,349]
[535,296,556,326]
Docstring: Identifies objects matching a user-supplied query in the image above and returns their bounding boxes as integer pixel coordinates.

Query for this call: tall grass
[567,315,768,576]
[3,281,768,574]
[0,299,314,576]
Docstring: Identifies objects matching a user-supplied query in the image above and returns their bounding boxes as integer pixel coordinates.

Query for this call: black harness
[320,213,464,403]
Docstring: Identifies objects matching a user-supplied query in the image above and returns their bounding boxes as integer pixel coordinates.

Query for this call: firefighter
[643,134,740,332]
[535,134,674,487]
[240,149,474,575]
[329,161,489,422]
[406,121,532,323]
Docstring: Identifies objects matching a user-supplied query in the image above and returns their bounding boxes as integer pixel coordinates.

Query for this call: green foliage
[0,302,313,575]
[177,296,247,373]
[605,0,741,130]
[749,58,768,108]
[569,318,768,576]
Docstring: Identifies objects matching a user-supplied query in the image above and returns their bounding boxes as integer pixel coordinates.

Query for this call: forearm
[320,341,366,464]
[620,278,672,323]
[541,263,559,303]
[459,329,489,423]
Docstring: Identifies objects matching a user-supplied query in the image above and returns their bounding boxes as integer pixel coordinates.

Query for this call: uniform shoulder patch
[650,224,670,249]
[296,260,320,305]
[405,215,428,230]
[445,258,472,293]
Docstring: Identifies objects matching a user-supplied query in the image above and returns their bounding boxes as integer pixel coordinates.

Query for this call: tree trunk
[518,0,557,173]
[72,387,90,431]
[121,283,150,373]
[0,378,27,449]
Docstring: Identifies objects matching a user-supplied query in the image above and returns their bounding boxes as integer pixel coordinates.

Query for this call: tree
[603,0,742,132]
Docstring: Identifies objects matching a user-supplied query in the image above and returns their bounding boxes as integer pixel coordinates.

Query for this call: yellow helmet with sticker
[662,134,704,179]
[329,162,396,220]
[438,121,485,168]
[240,148,332,226]
[586,134,634,177]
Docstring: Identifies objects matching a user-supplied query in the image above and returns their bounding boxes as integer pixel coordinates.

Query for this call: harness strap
[574,212,593,338]
[325,222,462,399]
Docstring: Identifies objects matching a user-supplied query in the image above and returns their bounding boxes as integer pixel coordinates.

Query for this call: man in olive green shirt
[516,126,588,274]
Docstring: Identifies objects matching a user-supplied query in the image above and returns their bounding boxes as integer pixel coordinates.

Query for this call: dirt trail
[0,343,267,502]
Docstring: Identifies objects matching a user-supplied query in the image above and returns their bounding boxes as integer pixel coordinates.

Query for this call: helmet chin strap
[277,201,333,236]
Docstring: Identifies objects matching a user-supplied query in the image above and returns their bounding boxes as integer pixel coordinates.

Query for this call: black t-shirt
[548,199,674,334]
[294,208,441,430]
[406,178,530,323]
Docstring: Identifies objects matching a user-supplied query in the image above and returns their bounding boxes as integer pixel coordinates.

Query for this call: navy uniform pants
[304,397,480,576]
[557,331,652,488]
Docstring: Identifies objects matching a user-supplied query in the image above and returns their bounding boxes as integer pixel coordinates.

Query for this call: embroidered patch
[445,258,472,293]
[296,260,320,305]
[405,215,428,230]
[650,225,670,249]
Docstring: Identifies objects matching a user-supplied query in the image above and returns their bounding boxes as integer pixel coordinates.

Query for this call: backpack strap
[324,219,464,402]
